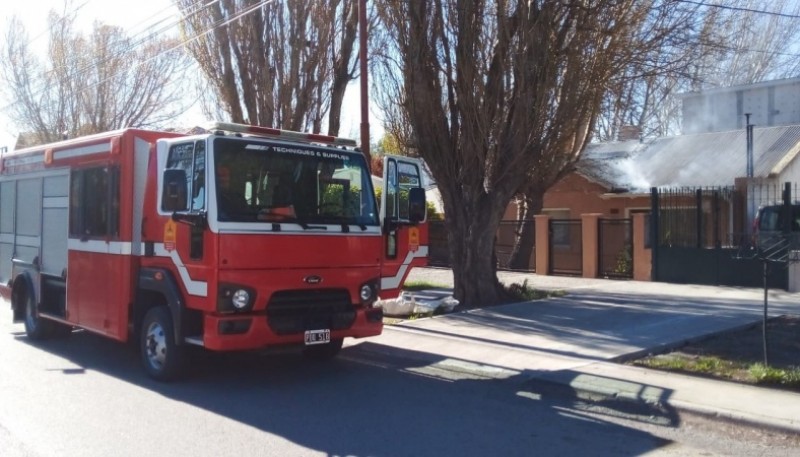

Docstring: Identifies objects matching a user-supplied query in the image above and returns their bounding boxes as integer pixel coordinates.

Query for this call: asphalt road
[1,298,799,457]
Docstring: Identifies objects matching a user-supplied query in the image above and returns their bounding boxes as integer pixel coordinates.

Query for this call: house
[532,124,800,227]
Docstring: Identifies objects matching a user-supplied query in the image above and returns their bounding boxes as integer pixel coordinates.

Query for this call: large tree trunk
[438,183,508,307]
[509,192,544,270]
[448,214,504,306]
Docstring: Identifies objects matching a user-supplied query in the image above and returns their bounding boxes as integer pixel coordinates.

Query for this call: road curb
[609,319,764,364]
[527,367,800,436]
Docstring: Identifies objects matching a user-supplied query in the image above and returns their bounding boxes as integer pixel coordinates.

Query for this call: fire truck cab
[0,122,428,380]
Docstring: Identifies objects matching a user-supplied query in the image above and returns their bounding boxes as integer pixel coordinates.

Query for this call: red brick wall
[509,173,651,218]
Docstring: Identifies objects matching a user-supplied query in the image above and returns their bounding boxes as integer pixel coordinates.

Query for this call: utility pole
[745,113,754,178]
[359,0,371,169]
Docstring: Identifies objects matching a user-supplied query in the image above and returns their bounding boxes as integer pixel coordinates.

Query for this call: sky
[0,0,381,150]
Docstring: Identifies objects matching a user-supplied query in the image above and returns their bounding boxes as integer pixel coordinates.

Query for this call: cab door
[379,155,429,298]
[157,139,210,295]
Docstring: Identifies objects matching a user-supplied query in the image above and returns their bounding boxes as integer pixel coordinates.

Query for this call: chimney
[618,125,641,142]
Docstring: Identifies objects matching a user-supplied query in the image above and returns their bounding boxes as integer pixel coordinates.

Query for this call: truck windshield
[212,137,378,227]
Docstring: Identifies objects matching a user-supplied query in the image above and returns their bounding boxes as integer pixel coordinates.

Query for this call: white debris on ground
[376,290,459,317]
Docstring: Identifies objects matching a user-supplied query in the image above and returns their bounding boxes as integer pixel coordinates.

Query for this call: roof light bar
[207,122,358,147]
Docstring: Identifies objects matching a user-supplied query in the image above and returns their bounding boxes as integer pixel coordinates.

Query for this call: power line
[24,0,92,44]
[0,0,264,123]
[75,0,279,103]
[675,0,800,20]
[24,0,216,96]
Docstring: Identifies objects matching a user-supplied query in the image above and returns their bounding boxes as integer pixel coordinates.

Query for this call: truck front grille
[266,288,356,335]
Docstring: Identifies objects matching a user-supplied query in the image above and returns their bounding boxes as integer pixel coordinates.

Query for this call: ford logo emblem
[304,275,323,284]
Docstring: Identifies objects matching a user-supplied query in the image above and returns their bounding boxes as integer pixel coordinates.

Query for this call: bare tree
[177,0,360,136]
[376,1,694,306]
[700,0,800,86]
[0,10,189,147]
[596,0,800,143]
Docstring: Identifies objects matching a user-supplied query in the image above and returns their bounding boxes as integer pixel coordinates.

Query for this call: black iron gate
[651,185,789,289]
[599,218,632,279]
[549,219,582,276]
[427,220,538,271]
[428,221,450,267]
[496,220,535,271]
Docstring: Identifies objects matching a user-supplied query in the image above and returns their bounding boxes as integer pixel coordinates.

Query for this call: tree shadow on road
[13,331,682,457]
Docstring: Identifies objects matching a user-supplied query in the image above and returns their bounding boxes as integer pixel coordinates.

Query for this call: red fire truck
[0,122,428,380]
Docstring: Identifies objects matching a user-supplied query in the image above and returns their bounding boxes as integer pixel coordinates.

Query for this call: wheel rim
[145,321,167,370]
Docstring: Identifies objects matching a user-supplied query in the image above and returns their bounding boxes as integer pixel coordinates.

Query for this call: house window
[70,166,120,238]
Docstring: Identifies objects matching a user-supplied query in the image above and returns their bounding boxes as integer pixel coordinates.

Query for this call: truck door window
[69,166,120,239]
[165,141,205,212]
[385,159,422,222]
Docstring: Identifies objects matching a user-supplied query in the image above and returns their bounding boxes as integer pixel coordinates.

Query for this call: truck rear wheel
[23,290,57,340]
[140,306,186,381]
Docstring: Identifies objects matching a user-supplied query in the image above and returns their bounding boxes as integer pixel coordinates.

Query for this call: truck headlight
[359,279,380,307]
[232,289,250,309]
[360,284,373,302]
[217,284,256,313]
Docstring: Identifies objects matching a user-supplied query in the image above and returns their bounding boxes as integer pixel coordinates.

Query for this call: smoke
[615,157,651,191]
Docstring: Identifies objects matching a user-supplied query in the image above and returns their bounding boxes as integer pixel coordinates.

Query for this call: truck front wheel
[140,306,185,381]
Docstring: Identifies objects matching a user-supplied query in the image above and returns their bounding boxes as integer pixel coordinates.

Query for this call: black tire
[140,306,186,381]
[23,290,57,340]
[302,338,344,361]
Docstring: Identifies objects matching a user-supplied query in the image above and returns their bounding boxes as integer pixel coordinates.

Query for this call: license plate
[304,329,331,346]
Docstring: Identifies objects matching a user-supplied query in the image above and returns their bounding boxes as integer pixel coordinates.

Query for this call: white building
[680,77,800,134]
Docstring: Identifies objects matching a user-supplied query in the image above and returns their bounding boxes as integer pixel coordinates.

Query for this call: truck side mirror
[162,168,188,212]
[408,187,426,224]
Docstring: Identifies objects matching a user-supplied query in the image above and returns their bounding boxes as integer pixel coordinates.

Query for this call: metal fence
[653,182,800,248]
[428,221,450,267]
[549,219,583,276]
[427,220,537,271]
[496,220,535,271]
[598,218,632,279]
[651,183,794,289]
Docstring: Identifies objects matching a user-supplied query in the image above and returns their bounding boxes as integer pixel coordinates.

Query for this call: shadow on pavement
[409,290,783,362]
[15,331,681,457]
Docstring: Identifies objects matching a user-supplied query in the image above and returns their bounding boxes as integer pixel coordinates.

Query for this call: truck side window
[69,166,120,239]
[166,141,205,211]
[191,141,205,210]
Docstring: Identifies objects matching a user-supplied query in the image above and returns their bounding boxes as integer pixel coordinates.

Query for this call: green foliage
[374,185,443,221]
[749,364,800,387]
[402,280,449,291]
[637,356,800,389]
[320,183,361,216]
[637,355,740,377]
[613,246,632,275]
[374,133,405,156]
[502,279,564,303]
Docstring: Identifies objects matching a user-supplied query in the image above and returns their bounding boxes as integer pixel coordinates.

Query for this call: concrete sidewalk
[360,267,800,433]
